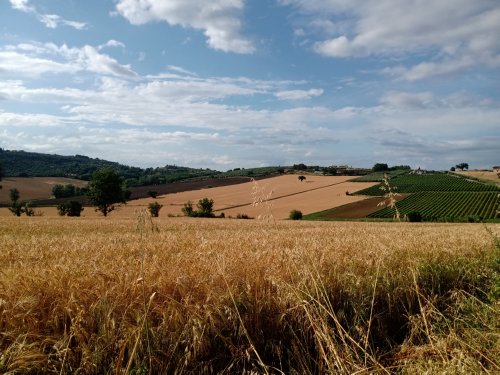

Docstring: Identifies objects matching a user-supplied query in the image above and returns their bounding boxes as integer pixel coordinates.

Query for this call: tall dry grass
[0,216,498,374]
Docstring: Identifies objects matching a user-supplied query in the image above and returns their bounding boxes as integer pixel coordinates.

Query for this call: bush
[148,202,163,217]
[183,198,215,218]
[236,213,252,219]
[182,201,194,217]
[197,198,215,217]
[289,209,303,220]
[406,211,422,222]
[57,201,84,217]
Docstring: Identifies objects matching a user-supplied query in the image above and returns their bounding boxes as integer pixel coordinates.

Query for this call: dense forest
[0,149,219,186]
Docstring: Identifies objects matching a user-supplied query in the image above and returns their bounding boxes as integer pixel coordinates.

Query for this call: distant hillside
[0,149,220,185]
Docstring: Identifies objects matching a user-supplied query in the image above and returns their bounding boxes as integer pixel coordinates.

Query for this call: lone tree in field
[298,175,306,182]
[0,161,3,189]
[8,188,23,216]
[455,162,469,170]
[87,168,128,216]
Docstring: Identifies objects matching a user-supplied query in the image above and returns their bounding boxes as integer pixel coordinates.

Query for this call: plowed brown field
[0,177,88,203]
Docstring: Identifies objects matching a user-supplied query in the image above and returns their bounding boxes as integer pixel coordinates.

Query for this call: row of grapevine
[356,173,500,196]
[368,192,499,220]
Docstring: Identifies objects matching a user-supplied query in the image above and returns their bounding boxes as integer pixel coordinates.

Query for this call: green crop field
[368,191,499,221]
[349,169,408,182]
[355,173,500,196]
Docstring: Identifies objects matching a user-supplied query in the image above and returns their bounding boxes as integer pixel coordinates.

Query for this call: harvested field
[457,170,500,185]
[0,175,375,218]
[127,175,376,219]
[0,177,87,203]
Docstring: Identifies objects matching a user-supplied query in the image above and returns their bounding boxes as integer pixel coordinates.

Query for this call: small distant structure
[410,167,426,175]
[493,166,500,173]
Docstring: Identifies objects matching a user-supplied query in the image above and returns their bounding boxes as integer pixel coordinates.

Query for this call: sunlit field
[0,215,498,374]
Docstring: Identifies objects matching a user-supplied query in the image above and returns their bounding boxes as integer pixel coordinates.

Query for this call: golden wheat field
[0,215,498,374]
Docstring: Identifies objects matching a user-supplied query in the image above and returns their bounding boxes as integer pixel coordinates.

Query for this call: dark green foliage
[368,192,498,220]
[7,189,35,216]
[148,191,158,198]
[456,162,469,170]
[372,163,389,172]
[52,184,86,198]
[289,210,303,220]
[406,211,422,222]
[298,175,306,182]
[9,188,20,202]
[356,173,499,196]
[182,198,215,217]
[196,198,215,218]
[450,166,456,171]
[148,202,163,217]
[293,163,307,170]
[23,201,35,216]
[8,189,23,216]
[87,169,128,217]
[0,149,220,186]
[350,169,409,182]
[181,201,194,217]
[236,213,251,219]
[57,201,84,217]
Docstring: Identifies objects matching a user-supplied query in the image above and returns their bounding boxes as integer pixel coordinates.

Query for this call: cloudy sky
[1,0,499,170]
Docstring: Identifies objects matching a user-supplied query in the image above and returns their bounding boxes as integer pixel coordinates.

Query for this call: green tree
[298,175,306,182]
[148,201,163,217]
[182,198,215,218]
[196,198,215,217]
[182,201,194,217]
[87,168,128,216]
[8,188,23,216]
[57,201,84,217]
[373,163,389,172]
[0,161,3,189]
[289,209,303,220]
[456,162,469,170]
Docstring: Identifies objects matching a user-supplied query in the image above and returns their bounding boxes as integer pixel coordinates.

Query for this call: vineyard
[349,169,408,182]
[355,173,500,196]
[367,191,499,220]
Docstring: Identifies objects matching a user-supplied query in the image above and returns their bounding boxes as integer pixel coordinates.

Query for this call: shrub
[236,213,252,219]
[148,191,158,198]
[148,202,163,217]
[57,201,84,217]
[196,198,215,217]
[406,211,422,222]
[289,209,303,220]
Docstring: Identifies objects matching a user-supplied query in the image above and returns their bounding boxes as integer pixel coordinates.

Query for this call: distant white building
[411,167,426,175]
[493,166,500,173]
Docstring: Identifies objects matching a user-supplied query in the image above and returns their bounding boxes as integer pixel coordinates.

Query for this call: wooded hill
[0,149,288,188]
[0,149,219,186]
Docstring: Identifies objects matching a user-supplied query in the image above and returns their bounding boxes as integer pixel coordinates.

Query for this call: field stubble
[0,216,498,374]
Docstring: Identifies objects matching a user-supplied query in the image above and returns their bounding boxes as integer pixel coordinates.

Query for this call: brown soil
[315,194,409,219]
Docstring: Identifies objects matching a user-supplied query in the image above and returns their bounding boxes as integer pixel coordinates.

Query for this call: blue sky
[0,0,499,170]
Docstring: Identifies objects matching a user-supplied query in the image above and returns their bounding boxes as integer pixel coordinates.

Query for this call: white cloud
[98,40,126,51]
[281,0,500,80]
[275,88,324,100]
[0,43,136,78]
[9,0,88,30]
[9,0,34,12]
[115,0,255,54]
